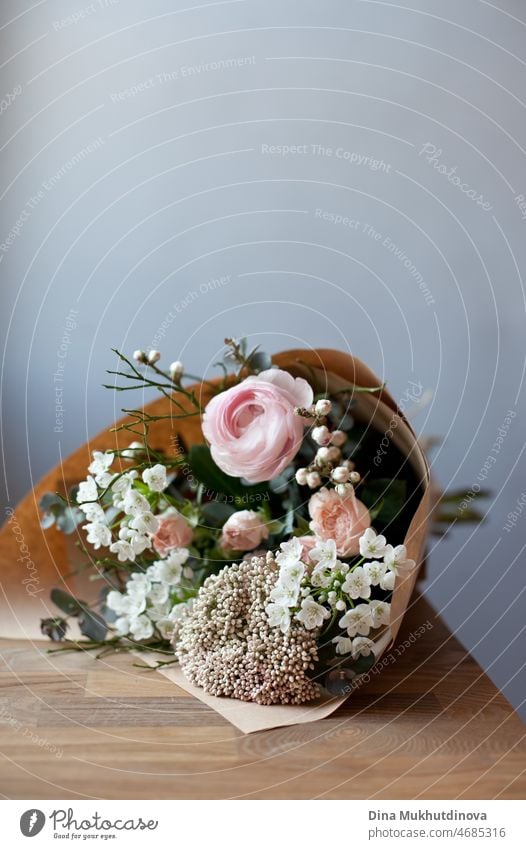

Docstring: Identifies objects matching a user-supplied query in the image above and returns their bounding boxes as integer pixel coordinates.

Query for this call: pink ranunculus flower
[308,487,371,557]
[153,509,193,556]
[202,368,313,483]
[220,510,269,552]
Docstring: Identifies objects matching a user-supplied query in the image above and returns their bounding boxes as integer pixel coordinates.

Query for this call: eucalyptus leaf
[55,506,84,534]
[40,492,63,511]
[50,588,85,616]
[247,350,272,373]
[78,609,108,641]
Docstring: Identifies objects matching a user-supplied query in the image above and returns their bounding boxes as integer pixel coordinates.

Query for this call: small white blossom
[380,569,396,591]
[363,560,387,586]
[150,549,190,585]
[142,464,167,493]
[129,533,151,555]
[76,476,98,504]
[295,597,329,630]
[341,566,371,600]
[276,537,303,568]
[126,573,151,601]
[270,583,300,607]
[123,489,150,516]
[351,636,375,660]
[88,451,114,487]
[339,603,373,637]
[332,634,353,655]
[111,471,138,498]
[369,600,391,629]
[106,590,127,614]
[109,540,136,562]
[114,616,131,637]
[79,501,105,523]
[266,602,291,633]
[278,561,305,590]
[359,527,388,559]
[147,350,161,365]
[147,583,170,605]
[107,591,145,618]
[309,538,337,570]
[384,544,415,573]
[83,522,111,550]
[129,614,154,641]
[129,511,159,535]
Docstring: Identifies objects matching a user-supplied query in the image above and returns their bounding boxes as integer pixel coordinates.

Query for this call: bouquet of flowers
[40,338,434,713]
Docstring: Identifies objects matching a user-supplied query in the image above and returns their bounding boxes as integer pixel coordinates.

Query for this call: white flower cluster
[76,451,169,562]
[265,528,415,662]
[106,548,193,641]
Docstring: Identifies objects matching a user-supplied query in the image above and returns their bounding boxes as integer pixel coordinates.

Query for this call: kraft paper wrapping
[0,349,430,733]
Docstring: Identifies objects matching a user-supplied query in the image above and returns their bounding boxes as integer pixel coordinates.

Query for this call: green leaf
[351,652,377,675]
[50,588,85,616]
[200,501,236,525]
[187,445,268,500]
[78,609,108,641]
[360,479,407,525]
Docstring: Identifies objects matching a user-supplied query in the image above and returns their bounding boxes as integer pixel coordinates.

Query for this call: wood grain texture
[0,598,524,800]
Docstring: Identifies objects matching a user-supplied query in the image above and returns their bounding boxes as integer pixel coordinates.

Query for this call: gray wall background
[1,0,525,717]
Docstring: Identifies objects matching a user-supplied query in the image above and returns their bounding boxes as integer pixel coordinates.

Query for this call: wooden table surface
[0,596,523,800]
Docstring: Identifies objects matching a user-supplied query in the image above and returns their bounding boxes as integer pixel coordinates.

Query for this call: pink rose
[153,509,193,556]
[220,510,269,552]
[308,487,371,557]
[296,535,318,564]
[202,368,313,483]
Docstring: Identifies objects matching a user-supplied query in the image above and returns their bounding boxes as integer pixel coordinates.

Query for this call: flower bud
[330,429,346,447]
[295,468,308,486]
[133,349,147,364]
[312,425,331,446]
[315,447,331,465]
[349,470,361,484]
[121,441,144,460]
[147,350,161,364]
[326,446,341,463]
[169,360,184,381]
[335,482,351,496]
[331,466,349,483]
[335,599,346,611]
[315,398,332,416]
[306,470,321,489]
